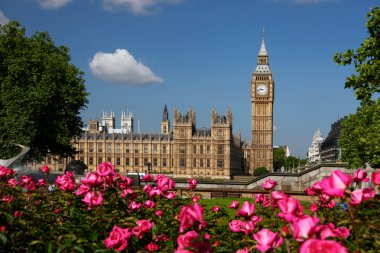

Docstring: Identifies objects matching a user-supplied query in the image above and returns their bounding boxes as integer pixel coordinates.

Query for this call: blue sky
[0,0,376,158]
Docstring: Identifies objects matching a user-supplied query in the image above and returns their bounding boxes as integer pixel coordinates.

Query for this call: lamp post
[147,162,152,174]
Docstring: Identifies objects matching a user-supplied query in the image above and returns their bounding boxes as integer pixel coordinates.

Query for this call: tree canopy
[0,21,88,161]
[334,7,380,168]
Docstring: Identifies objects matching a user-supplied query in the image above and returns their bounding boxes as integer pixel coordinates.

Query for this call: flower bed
[0,164,379,252]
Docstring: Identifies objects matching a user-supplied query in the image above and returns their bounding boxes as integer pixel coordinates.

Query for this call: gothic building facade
[31,35,275,178]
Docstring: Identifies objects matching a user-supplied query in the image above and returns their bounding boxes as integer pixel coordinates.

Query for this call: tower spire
[259,27,267,56]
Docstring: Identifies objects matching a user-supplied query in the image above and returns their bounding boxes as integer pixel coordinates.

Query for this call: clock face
[256,84,268,95]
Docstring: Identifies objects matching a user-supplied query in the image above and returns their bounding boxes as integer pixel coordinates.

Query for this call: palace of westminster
[35,36,275,179]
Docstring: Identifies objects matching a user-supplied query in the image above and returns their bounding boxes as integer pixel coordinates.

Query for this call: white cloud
[37,0,71,10]
[0,10,10,26]
[102,0,182,14]
[89,49,163,85]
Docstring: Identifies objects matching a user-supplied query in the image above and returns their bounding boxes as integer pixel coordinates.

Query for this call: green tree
[333,7,380,105]
[273,147,285,171]
[333,7,380,168]
[0,21,88,161]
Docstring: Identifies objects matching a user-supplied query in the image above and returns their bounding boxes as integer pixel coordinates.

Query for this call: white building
[84,110,134,134]
[307,129,324,163]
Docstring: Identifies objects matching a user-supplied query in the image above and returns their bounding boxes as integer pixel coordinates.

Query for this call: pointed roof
[258,31,267,56]
[162,104,169,121]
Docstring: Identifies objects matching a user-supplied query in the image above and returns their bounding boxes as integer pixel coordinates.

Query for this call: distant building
[321,118,345,162]
[307,129,324,163]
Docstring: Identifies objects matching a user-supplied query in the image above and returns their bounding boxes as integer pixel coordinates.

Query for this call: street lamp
[147,162,152,174]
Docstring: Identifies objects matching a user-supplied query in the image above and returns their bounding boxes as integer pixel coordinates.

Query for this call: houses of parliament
[34,35,274,179]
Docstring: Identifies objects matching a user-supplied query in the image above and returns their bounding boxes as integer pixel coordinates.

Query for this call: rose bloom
[132,220,154,239]
[305,187,316,196]
[75,184,90,196]
[309,203,318,213]
[319,170,352,197]
[155,210,163,217]
[179,202,203,233]
[236,247,249,253]
[262,179,277,190]
[142,174,152,182]
[82,191,103,210]
[155,174,175,192]
[148,187,163,198]
[55,174,76,191]
[7,178,19,187]
[192,195,201,202]
[277,197,304,222]
[253,228,283,252]
[0,166,8,177]
[290,215,319,242]
[81,172,104,187]
[187,178,197,189]
[104,225,133,252]
[2,195,14,203]
[41,165,50,173]
[350,187,375,206]
[144,242,159,252]
[229,200,240,209]
[164,191,176,199]
[372,170,380,185]
[236,201,255,218]
[352,168,369,182]
[129,201,141,211]
[229,220,243,233]
[212,205,220,213]
[144,200,156,208]
[97,162,116,177]
[299,239,348,253]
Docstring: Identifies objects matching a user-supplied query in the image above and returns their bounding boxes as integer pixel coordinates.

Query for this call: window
[217,145,224,155]
[200,159,204,167]
[144,158,148,166]
[80,156,84,162]
[153,144,158,154]
[207,159,210,168]
[98,157,102,165]
[125,158,130,166]
[107,144,112,153]
[153,158,157,167]
[116,157,121,165]
[162,145,167,154]
[200,145,203,154]
[144,144,148,154]
[217,159,224,168]
[116,144,121,153]
[125,144,130,153]
[134,158,139,166]
[89,143,94,153]
[193,145,197,154]
[107,157,111,163]
[98,144,103,153]
[180,144,186,154]
[89,157,94,165]
[134,144,139,154]
[179,158,186,167]
[162,158,167,167]
[193,158,196,167]
[207,145,211,154]
[79,143,84,152]
[47,156,52,164]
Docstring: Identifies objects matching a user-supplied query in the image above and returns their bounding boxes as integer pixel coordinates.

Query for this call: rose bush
[0,163,379,252]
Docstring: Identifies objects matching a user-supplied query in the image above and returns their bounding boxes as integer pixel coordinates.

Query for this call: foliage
[0,164,379,252]
[253,167,268,176]
[333,7,380,105]
[339,99,380,168]
[0,21,88,161]
[273,148,285,171]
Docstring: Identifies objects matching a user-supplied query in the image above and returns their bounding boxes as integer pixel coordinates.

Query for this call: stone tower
[121,110,134,134]
[250,32,274,172]
[161,105,170,134]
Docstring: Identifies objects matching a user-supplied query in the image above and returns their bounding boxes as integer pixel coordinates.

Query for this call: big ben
[251,32,274,172]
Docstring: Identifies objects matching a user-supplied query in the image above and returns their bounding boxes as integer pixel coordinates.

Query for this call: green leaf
[0,233,7,245]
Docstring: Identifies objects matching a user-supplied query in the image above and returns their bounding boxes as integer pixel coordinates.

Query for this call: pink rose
[192,195,200,202]
[82,191,103,210]
[239,220,255,235]
[305,187,316,196]
[41,165,50,173]
[187,178,197,190]
[129,201,141,211]
[236,247,249,253]
[144,242,159,252]
[8,178,19,187]
[270,191,288,204]
[81,172,104,187]
[75,184,90,196]
[165,192,176,199]
[97,162,116,177]
[179,202,203,233]
[277,197,304,222]
[148,186,163,198]
[55,174,76,191]
[212,205,220,213]
[229,200,240,209]
[37,179,46,186]
[309,203,318,213]
[155,210,163,217]
[177,230,199,250]
[262,179,277,190]
[236,201,255,218]
[2,195,14,203]
[0,166,7,177]
[372,170,380,185]
[290,215,319,241]
[253,228,283,252]
[142,174,152,182]
[21,175,32,186]
[155,174,175,192]
[353,168,369,182]
[319,170,352,197]
[350,187,375,206]
[144,200,156,208]
[229,220,243,233]
[176,230,212,253]
[120,176,133,188]
[132,219,154,239]
[104,225,133,252]
[121,188,134,198]
[299,239,348,253]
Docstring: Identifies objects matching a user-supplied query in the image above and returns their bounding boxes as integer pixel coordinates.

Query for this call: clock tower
[250,32,274,172]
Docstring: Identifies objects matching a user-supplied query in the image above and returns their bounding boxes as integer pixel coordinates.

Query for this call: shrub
[254,167,269,176]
